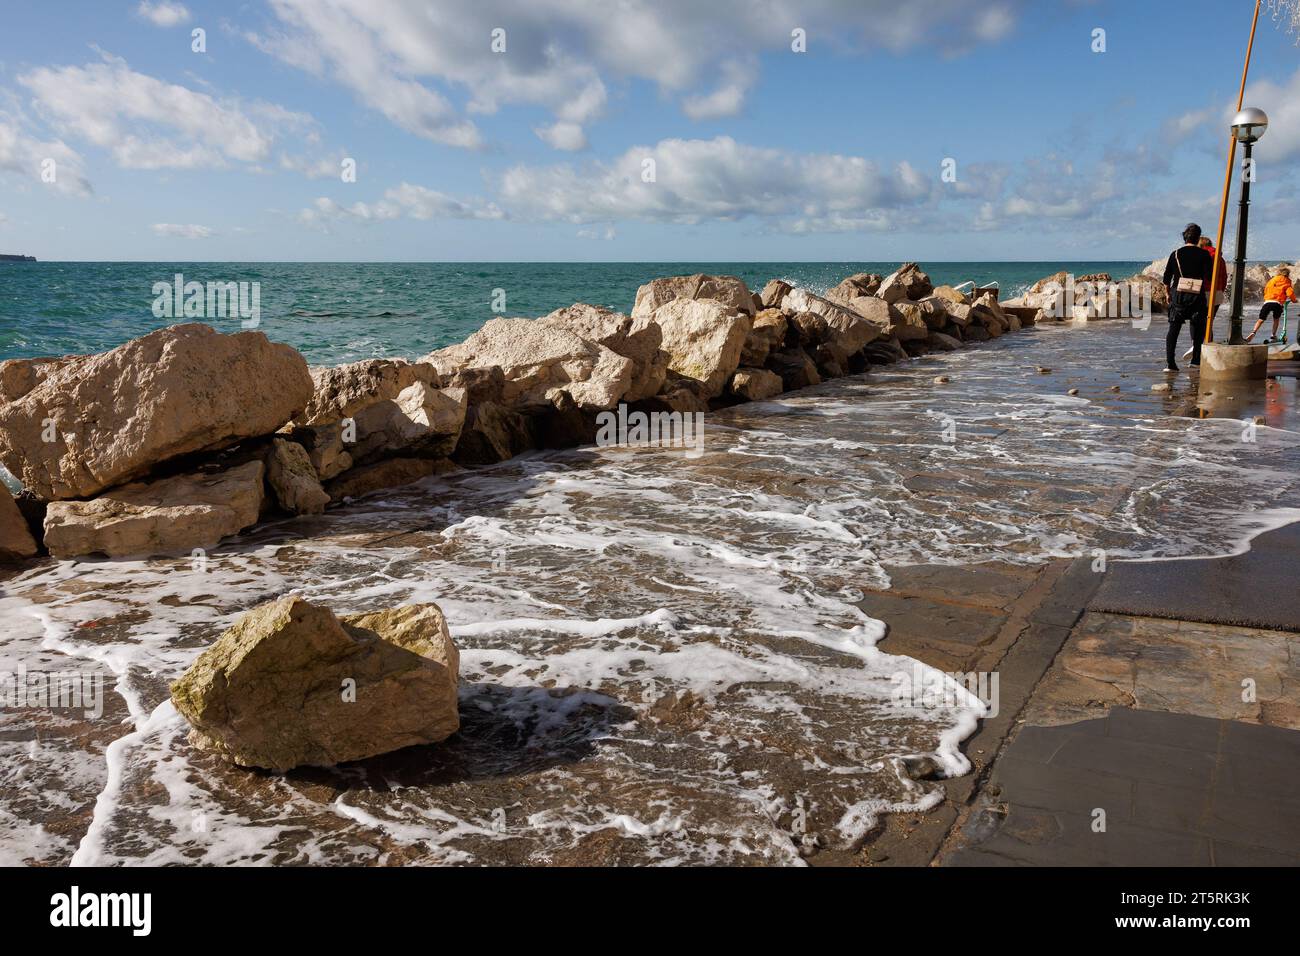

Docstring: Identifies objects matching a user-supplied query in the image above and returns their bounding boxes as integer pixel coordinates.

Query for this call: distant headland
[0,254,36,262]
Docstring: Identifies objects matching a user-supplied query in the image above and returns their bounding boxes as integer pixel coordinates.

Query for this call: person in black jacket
[1161,223,1214,371]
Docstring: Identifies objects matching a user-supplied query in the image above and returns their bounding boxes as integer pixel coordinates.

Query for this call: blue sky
[2,0,1300,261]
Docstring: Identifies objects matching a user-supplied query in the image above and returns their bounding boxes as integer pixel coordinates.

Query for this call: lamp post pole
[1229,141,1254,345]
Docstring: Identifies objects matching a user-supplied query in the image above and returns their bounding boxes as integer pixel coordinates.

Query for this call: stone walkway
[944,708,1300,866]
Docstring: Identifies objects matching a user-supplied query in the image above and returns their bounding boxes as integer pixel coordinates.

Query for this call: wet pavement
[3,318,1300,866]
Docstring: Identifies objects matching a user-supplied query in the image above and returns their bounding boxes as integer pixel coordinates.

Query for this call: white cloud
[497,136,935,229]
[136,1,190,28]
[250,0,1023,150]
[297,182,504,229]
[152,223,215,238]
[18,52,311,171]
[0,113,92,196]
[534,122,587,151]
[1240,67,1300,161]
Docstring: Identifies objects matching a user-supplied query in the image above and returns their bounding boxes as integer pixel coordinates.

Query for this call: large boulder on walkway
[891,303,934,342]
[266,439,329,515]
[540,303,667,402]
[766,349,821,391]
[631,274,756,321]
[877,263,933,303]
[0,325,311,501]
[423,319,633,411]
[650,298,752,399]
[170,597,460,771]
[452,401,537,466]
[0,490,39,560]
[296,359,440,426]
[42,461,265,559]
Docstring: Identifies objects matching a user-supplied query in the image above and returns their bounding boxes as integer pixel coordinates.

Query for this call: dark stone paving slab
[943,708,1300,866]
[1092,521,1300,632]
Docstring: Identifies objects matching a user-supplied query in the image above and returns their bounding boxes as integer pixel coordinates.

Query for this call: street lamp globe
[1231,107,1269,144]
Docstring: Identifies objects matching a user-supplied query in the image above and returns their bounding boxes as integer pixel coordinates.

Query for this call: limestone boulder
[540,303,667,402]
[740,309,789,367]
[297,359,440,426]
[927,332,963,352]
[931,285,971,307]
[43,461,264,559]
[877,263,933,303]
[0,356,81,406]
[730,368,784,402]
[348,384,467,465]
[267,439,329,515]
[825,273,882,306]
[325,457,458,502]
[423,319,633,411]
[0,325,311,501]
[170,597,460,771]
[452,401,537,466]
[888,302,932,342]
[631,274,756,320]
[784,288,885,360]
[759,279,794,310]
[286,423,352,481]
[765,349,821,392]
[0,491,39,560]
[650,298,752,399]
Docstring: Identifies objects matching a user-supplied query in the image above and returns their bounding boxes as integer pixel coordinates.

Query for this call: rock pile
[0,263,1039,561]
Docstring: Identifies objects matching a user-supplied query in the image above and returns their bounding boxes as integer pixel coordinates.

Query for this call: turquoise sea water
[0,261,1145,366]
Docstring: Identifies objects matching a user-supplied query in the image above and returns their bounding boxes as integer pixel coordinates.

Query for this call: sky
[1,0,1300,262]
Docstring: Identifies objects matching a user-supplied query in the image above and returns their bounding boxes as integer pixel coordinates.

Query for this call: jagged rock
[931,285,971,306]
[348,385,468,465]
[766,349,821,391]
[0,355,81,406]
[730,368,784,402]
[927,332,962,352]
[443,365,506,405]
[824,273,882,306]
[740,309,789,367]
[917,296,952,330]
[650,298,751,399]
[0,490,38,560]
[287,423,352,481]
[296,359,440,426]
[423,318,633,411]
[170,597,460,771]
[42,461,265,559]
[635,385,709,415]
[452,402,537,466]
[863,338,909,364]
[0,325,311,501]
[325,457,458,501]
[788,310,831,346]
[759,279,793,310]
[945,303,973,327]
[631,274,756,320]
[540,303,667,402]
[784,288,886,361]
[877,263,933,303]
[891,302,933,342]
[267,439,329,515]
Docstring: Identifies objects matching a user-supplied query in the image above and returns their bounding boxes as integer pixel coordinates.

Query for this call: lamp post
[1227,107,1269,344]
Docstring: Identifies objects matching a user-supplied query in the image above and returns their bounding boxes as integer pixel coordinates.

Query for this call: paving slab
[943,708,1300,866]
[1092,521,1300,632]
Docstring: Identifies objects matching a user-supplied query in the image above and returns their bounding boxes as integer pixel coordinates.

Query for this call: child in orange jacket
[1246,266,1297,344]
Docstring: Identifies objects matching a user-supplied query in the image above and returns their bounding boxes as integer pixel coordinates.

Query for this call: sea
[0,260,1149,364]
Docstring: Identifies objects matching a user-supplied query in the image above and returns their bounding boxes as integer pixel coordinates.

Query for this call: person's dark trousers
[1166,303,1207,368]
